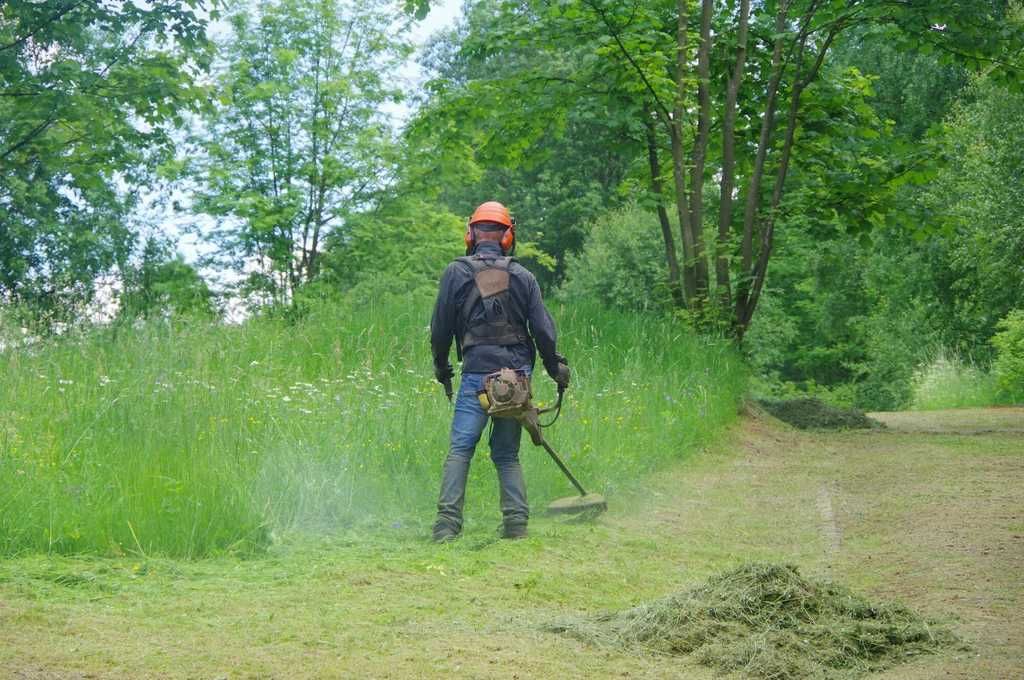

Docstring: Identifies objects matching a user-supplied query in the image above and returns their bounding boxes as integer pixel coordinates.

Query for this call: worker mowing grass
[430,201,570,543]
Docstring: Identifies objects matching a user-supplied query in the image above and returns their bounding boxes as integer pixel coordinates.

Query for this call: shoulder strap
[458,256,513,326]
[457,255,511,270]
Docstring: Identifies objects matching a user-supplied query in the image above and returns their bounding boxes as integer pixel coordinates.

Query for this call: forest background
[2,0,1024,412]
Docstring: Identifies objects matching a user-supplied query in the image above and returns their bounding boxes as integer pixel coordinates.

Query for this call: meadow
[0,296,745,557]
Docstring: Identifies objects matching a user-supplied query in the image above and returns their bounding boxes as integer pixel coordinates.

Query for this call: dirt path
[869,406,1024,434]
[613,406,1024,678]
[0,408,1021,679]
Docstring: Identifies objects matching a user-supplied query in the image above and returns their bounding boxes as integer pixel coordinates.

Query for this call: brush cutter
[477,368,607,516]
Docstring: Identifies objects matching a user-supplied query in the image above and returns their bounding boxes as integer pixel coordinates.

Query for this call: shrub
[319,197,466,297]
[991,309,1024,402]
[558,206,673,312]
[847,301,919,411]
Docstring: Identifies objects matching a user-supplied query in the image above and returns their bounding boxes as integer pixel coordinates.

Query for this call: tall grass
[909,353,1002,410]
[0,296,745,557]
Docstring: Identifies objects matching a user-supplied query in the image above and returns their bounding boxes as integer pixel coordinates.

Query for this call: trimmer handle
[442,377,453,402]
[537,385,564,416]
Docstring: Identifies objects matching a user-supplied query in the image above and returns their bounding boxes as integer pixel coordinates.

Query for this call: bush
[991,309,1024,402]
[847,300,920,411]
[558,206,673,312]
[320,197,466,297]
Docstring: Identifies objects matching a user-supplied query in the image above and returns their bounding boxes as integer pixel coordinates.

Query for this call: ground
[1,408,1021,679]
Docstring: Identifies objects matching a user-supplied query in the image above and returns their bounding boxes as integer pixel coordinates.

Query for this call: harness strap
[456,255,529,351]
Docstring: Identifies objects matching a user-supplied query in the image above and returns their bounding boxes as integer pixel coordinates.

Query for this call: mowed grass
[0,410,1020,679]
[0,296,745,557]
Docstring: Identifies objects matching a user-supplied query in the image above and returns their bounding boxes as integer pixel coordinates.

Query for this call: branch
[0,0,92,53]
[2,19,152,163]
[0,113,59,161]
[580,0,674,130]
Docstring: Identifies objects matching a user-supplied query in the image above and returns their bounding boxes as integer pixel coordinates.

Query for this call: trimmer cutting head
[546,493,608,516]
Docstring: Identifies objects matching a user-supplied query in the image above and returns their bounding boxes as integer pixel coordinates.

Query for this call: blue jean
[435,370,529,531]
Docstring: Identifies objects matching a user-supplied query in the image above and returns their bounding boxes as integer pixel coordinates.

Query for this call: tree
[408,7,637,287]
[118,237,216,321]
[186,0,410,308]
[0,0,212,325]
[831,25,967,140]
[412,0,1024,338]
[919,76,1024,354]
[737,24,1024,409]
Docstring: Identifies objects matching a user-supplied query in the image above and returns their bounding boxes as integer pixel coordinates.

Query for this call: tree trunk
[736,27,839,339]
[736,86,802,337]
[716,0,750,310]
[689,0,714,300]
[644,103,684,307]
[671,0,697,304]
[733,2,788,330]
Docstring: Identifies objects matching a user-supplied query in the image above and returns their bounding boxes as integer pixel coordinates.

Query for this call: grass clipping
[758,398,883,431]
[551,563,956,679]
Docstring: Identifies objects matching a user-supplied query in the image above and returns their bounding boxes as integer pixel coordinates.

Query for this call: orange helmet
[466,201,515,254]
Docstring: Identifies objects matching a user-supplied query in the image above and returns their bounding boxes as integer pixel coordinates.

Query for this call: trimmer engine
[477,368,532,418]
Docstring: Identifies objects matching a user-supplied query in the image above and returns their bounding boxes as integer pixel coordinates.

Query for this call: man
[430,201,569,542]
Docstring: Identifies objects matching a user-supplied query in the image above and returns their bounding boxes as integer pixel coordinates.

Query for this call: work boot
[500,520,528,540]
[432,518,461,543]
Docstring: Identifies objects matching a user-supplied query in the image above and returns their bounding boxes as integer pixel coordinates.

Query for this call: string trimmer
[477,368,607,516]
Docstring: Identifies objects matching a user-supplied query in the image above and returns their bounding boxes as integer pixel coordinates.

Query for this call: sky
[165,0,464,266]
[409,0,463,60]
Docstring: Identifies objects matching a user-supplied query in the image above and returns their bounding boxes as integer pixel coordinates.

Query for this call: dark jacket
[431,241,560,376]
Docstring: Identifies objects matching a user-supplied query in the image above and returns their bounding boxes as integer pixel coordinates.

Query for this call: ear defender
[499,215,516,254]
[464,222,475,254]
[500,227,514,253]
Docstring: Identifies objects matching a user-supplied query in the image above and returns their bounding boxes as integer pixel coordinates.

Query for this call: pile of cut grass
[552,563,956,679]
[758,398,882,430]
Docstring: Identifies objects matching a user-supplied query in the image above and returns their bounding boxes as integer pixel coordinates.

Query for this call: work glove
[434,362,454,385]
[554,363,570,390]
[547,352,570,390]
[435,362,455,402]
